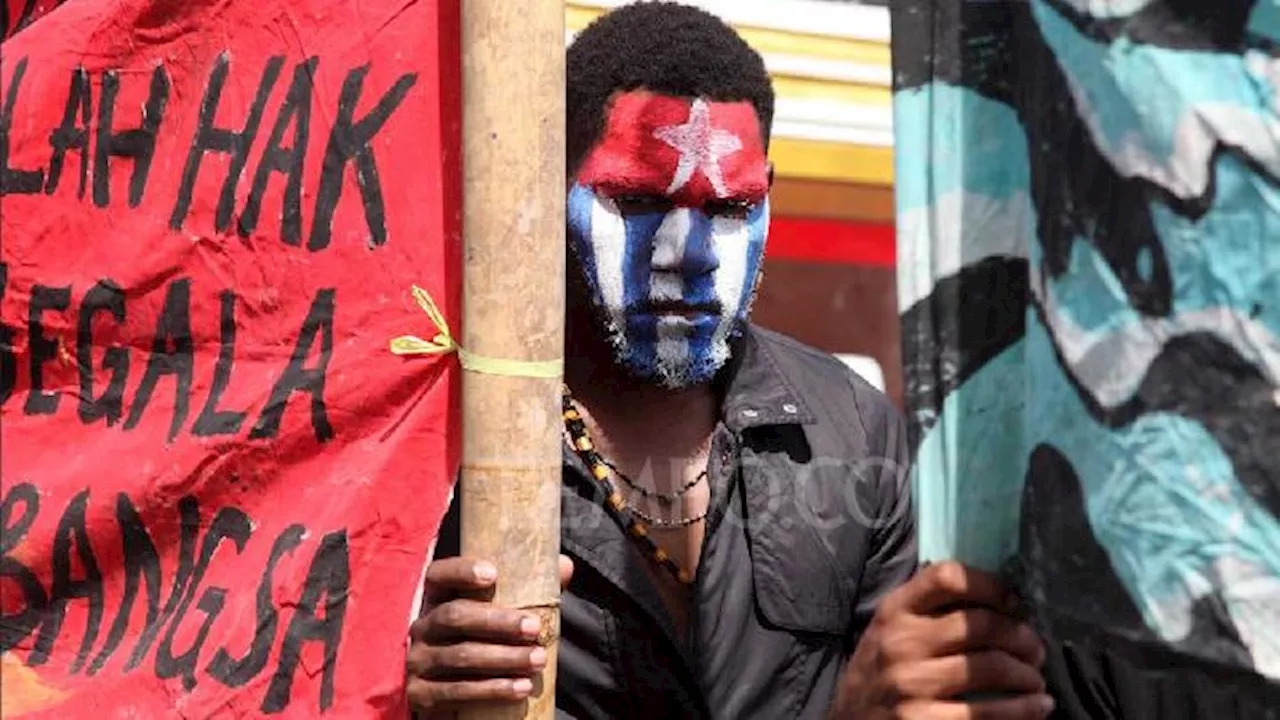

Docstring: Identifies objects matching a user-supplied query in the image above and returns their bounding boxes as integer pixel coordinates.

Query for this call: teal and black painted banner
[892,1,1280,715]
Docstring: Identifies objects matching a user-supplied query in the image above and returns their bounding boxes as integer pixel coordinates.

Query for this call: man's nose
[650,207,717,275]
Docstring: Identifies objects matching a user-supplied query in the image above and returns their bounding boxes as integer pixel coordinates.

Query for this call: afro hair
[565,1,775,173]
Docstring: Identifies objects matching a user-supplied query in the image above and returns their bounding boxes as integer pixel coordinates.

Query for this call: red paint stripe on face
[577,91,769,207]
[766,217,896,267]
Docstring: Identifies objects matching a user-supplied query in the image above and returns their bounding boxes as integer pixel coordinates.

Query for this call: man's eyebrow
[591,179,670,195]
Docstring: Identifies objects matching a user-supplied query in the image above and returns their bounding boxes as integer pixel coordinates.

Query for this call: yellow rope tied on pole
[389,285,564,379]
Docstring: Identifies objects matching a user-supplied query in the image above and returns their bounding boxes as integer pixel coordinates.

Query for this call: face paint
[568,92,771,388]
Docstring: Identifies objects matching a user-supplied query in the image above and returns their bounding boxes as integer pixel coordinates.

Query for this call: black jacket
[434,325,917,718]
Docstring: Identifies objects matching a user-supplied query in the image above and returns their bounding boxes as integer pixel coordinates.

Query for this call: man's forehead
[578,89,770,204]
[602,90,763,137]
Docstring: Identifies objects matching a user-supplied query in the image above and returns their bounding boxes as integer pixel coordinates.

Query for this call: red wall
[755,216,902,406]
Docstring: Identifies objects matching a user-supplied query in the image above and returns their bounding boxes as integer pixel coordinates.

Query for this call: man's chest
[562,416,733,627]
[556,418,889,718]
[557,479,855,720]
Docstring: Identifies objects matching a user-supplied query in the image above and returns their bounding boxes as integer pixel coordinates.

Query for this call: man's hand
[831,561,1054,720]
[406,555,574,717]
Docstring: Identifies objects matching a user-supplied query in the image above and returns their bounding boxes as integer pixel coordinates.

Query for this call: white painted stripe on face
[650,273,684,303]
[649,207,691,305]
[589,195,629,328]
[709,214,751,343]
[650,208,691,271]
[655,316,693,386]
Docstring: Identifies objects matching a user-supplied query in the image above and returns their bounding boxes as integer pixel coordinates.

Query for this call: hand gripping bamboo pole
[457,2,565,719]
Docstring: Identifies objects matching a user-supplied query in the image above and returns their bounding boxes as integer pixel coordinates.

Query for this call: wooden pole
[458,2,565,719]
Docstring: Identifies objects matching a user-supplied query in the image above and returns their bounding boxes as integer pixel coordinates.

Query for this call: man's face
[567,90,771,388]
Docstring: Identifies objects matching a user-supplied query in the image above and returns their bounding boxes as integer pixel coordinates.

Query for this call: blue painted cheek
[566,184,661,312]
[682,206,767,367]
[736,202,770,321]
[566,184,668,373]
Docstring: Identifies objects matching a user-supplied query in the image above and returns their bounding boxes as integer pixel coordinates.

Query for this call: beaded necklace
[602,457,705,506]
[561,389,703,585]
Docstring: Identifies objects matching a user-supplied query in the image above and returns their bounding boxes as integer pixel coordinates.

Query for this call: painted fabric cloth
[892,0,1280,708]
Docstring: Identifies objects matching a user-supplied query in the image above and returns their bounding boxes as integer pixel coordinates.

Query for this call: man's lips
[634,300,722,317]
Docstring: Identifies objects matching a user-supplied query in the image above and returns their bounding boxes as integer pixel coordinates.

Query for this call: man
[406,3,1053,718]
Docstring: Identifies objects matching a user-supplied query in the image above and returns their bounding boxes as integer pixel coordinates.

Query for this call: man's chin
[650,364,717,390]
[627,361,721,390]
[591,305,745,389]
[609,336,731,390]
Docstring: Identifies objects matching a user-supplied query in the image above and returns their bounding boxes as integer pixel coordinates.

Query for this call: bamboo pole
[457,2,565,719]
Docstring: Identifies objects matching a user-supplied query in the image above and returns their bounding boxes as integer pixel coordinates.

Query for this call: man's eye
[612,194,672,214]
[704,199,756,218]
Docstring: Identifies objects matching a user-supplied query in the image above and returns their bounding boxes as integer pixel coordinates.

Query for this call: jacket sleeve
[848,406,919,645]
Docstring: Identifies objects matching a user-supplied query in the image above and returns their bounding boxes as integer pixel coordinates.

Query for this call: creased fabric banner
[3,1,61,40]
[893,0,1280,715]
[0,0,461,717]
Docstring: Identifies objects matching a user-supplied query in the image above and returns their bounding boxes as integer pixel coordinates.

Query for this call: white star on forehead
[652,98,743,198]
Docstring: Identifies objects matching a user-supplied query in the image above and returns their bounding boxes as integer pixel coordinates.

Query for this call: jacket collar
[715,324,818,432]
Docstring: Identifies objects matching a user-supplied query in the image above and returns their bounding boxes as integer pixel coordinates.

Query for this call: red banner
[0,0,461,716]
[3,0,63,40]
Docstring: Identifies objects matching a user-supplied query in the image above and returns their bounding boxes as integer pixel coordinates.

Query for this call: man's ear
[767,162,775,189]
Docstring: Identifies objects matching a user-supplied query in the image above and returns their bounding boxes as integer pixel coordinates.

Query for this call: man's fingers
[408,639,546,679]
[888,650,1045,700]
[914,609,1045,667]
[424,557,499,604]
[411,599,543,645]
[424,556,573,603]
[559,555,574,590]
[417,641,548,679]
[887,561,1018,616]
[898,694,1056,720]
[406,676,534,712]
